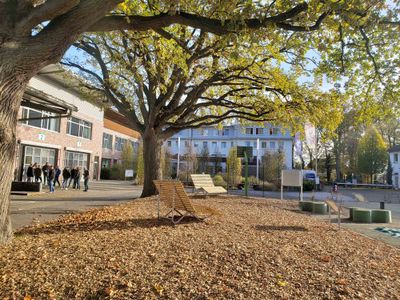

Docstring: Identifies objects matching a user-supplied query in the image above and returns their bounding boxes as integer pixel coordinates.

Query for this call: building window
[278,141,284,150]
[67,117,92,139]
[21,107,60,132]
[245,128,254,135]
[23,146,56,171]
[212,141,217,150]
[194,142,199,148]
[262,141,267,148]
[102,133,113,149]
[269,127,279,135]
[184,141,190,147]
[203,141,208,148]
[115,137,127,151]
[64,151,88,170]
[231,142,234,147]
[167,140,172,147]
[202,129,208,136]
[256,128,263,135]
[395,153,398,163]
[270,141,276,149]
[221,142,227,148]
[223,128,230,136]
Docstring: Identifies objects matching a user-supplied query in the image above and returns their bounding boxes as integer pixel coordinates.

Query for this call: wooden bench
[190,174,227,195]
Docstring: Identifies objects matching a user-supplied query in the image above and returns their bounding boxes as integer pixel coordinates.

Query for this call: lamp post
[177,136,181,178]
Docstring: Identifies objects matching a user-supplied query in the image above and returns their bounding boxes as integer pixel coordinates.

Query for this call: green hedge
[371,210,392,223]
[353,209,372,223]
[312,202,328,214]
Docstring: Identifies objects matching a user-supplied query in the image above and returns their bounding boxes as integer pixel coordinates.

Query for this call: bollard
[380,201,385,209]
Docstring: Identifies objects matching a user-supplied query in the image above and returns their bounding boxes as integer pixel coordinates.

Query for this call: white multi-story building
[389,146,400,188]
[165,124,293,176]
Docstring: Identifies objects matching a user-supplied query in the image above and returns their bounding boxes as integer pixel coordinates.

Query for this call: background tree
[121,142,134,171]
[136,142,144,184]
[387,157,393,185]
[160,147,172,179]
[226,147,242,187]
[198,146,210,174]
[183,144,197,182]
[262,151,285,185]
[356,127,387,183]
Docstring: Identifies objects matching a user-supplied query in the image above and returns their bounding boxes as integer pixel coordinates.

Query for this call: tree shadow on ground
[15,216,203,236]
[254,225,308,232]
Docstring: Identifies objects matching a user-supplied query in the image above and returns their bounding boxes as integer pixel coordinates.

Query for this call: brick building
[14,65,139,181]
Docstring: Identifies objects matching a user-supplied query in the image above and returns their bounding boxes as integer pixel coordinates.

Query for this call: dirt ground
[1,196,399,299]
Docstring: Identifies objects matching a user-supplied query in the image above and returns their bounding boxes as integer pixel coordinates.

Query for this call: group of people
[26,163,90,192]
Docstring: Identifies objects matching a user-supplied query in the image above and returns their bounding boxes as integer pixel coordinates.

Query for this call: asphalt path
[11,181,142,230]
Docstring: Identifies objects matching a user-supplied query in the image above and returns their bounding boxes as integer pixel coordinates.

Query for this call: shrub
[110,163,125,180]
[303,180,315,191]
[253,181,278,191]
[246,176,258,186]
[213,175,227,187]
[100,168,110,180]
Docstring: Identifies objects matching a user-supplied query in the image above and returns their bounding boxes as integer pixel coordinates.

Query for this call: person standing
[48,165,55,193]
[83,168,89,192]
[26,164,34,182]
[69,167,76,188]
[62,167,70,189]
[34,164,42,182]
[54,165,61,187]
[42,162,49,184]
[74,167,81,190]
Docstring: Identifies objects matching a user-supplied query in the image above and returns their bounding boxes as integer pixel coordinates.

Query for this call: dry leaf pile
[1,196,399,299]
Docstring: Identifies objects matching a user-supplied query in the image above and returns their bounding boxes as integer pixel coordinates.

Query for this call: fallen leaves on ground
[0,196,399,299]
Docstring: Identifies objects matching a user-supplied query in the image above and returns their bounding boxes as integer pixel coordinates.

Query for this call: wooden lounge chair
[154,180,216,224]
[190,174,227,195]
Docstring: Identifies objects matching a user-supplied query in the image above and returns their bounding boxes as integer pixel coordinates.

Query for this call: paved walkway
[11,181,142,230]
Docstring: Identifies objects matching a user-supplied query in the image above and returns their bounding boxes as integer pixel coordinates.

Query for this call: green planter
[312,202,328,214]
[299,201,314,212]
[371,210,392,223]
[352,209,372,223]
[349,207,360,220]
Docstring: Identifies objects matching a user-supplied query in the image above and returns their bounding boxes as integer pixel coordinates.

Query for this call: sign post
[281,170,303,201]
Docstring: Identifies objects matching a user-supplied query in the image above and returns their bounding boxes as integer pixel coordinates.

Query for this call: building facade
[14,65,139,181]
[165,124,293,176]
[389,146,400,188]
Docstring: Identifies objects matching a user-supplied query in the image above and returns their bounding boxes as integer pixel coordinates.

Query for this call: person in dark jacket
[34,164,42,182]
[74,167,81,190]
[83,168,89,192]
[54,165,61,187]
[62,167,70,189]
[69,167,76,188]
[26,164,34,182]
[42,162,49,184]
[48,165,55,193]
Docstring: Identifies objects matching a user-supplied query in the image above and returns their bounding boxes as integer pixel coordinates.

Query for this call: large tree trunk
[0,65,28,243]
[140,128,163,197]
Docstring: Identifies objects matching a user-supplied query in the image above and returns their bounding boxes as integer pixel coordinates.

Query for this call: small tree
[227,147,242,186]
[183,144,198,182]
[136,142,144,185]
[262,150,286,185]
[387,156,393,185]
[356,127,387,183]
[214,151,223,174]
[121,142,134,171]
[160,147,172,180]
[198,146,210,173]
